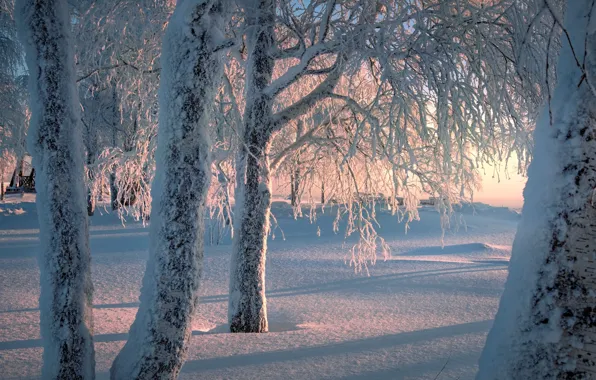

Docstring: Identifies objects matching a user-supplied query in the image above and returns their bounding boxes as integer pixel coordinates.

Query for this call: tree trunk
[292,167,300,205]
[110,86,119,211]
[0,164,4,201]
[228,0,275,334]
[229,135,273,333]
[321,180,325,204]
[290,172,297,206]
[110,0,229,378]
[87,154,95,216]
[16,0,95,378]
[477,2,596,379]
[109,171,118,210]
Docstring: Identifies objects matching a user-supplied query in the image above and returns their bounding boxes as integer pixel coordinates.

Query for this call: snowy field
[0,196,518,379]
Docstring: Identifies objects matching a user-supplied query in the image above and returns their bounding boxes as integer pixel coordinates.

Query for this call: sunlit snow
[0,196,515,379]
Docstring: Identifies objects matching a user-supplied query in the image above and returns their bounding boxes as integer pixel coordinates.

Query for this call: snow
[0,197,516,379]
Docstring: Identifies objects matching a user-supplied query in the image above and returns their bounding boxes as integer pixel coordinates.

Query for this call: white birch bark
[227,0,349,333]
[477,1,596,378]
[228,0,276,333]
[110,0,230,378]
[16,0,95,378]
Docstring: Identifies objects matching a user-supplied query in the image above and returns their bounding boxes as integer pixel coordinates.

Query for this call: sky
[474,164,526,209]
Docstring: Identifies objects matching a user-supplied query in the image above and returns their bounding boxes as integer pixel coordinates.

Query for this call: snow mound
[397,243,511,264]
[270,201,294,212]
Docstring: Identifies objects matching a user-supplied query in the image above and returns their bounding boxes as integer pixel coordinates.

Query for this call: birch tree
[477,1,596,378]
[16,0,94,378]
[110,0,231,377]
[228,0,387,333]
[228,0,548,333]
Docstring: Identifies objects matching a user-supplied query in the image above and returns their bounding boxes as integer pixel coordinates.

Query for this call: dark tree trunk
[109,172,118,210]
[290,172,297,206]
[87,155,95,216]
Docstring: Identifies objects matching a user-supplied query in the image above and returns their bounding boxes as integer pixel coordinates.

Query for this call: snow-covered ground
[0,196,518,379]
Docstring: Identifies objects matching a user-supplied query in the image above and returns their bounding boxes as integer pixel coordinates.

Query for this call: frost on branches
[227,0,543,333]
[228,0,376,334]
[110,0,230,378]
[478,1,596,378]
[16,0,95,378]
[73,0,172,221]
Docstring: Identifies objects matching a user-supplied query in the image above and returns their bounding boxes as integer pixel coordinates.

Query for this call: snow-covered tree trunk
[16,0,95,378]
[477,2,596,379]
[229,135,273,333]
[110,0,229,378]
[0,163,5,200]
[228,0,275,333]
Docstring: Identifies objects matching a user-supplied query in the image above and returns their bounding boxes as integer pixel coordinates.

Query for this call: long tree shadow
[91,320,488,379]
[179,319,492,373]
[0,262,506,314]
[337,350,481,380]
[0,332,129,350]
[0,227,149,259]
[0,264,506,314]
[2,320,490,380]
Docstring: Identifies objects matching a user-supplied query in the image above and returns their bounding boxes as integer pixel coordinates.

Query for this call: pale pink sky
[474,165,526,209]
